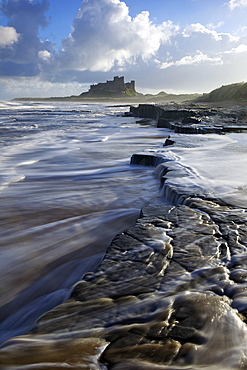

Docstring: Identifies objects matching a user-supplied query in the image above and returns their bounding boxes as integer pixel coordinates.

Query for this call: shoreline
[1,101,247,368]
[1,137,247,368]
[11,93,200,104]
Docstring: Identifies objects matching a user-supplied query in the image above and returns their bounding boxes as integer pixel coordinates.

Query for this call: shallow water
[1,101,247,369]
[136,131,247,208]
[168,132,247,207]
[0,101,165,343]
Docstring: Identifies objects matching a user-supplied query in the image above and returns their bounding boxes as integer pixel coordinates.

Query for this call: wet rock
[159,109,194,121]
[3,150,247,369]
[131,153,166,167]
[182,116,201,124]
[157,118,171,128]
[163,137,175,146]
[101,339,181,367]
[0,337,107,367]
[131,103,247,134]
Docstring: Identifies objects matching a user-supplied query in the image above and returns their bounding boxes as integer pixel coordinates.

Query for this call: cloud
[179,23,238,55]
[0,26,20,47]
[58,0,178,72]
[38,50,51,61]
[183,23,222,41]
[228,0,247,10]
[154,22,237,78]
[159,51,223,69]
[0,76,85,100]
[226,43,247,53]
[0,0,51,75]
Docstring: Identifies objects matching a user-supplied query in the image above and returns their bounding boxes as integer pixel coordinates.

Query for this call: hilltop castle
[89,76,135,93]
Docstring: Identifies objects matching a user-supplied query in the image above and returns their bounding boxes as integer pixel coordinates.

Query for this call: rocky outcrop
[1,152,247,369]
[130,103,247,134]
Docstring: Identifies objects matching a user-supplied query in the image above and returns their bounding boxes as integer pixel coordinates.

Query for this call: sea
[0,100,166,344]
[0,100,247,367]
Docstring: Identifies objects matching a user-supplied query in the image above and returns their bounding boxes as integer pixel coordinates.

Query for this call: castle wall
[125,80,135,90]
[89,76,135,92]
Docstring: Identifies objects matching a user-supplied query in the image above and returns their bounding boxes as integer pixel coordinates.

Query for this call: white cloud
[183,23,222,41]
[0,26,19,47]
[163,22,239,63]
[0,0,51,75]
[227,43,247,53]
[38,50,51,61]
[228,0,247,10]
[159,51,223,69]
[58,0,178,72]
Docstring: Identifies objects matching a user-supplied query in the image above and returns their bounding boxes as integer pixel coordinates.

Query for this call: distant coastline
[13,93,201,104]
[13,76,201,103]
[13,78,247,104]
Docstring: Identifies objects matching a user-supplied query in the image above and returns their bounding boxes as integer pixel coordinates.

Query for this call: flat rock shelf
[130,103,247,134]
[1,152,247,369]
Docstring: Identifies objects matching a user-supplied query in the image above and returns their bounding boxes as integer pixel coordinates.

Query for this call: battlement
[89,76,135,92]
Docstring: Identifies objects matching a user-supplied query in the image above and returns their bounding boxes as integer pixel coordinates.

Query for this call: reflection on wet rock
[0,336,107,367]
[1,198,247,369]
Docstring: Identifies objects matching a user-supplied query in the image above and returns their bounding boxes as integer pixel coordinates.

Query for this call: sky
[1,0,247,100]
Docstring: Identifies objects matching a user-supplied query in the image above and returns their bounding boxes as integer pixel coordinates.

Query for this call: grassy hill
[77,89,200,103]
[14,90,200,103]
[79,88,139,99]
[196,82,247,102]
[144,91,200,103]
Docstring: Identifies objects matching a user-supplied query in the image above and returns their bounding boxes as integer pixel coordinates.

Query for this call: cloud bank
[58,0,178,72]
[0,0,51,76]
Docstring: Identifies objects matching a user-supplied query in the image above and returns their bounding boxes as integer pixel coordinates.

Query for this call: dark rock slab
[2,195,247,369]
[131,103,247,134]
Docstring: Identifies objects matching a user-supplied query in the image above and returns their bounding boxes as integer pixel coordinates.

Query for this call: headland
[13,76,200,103]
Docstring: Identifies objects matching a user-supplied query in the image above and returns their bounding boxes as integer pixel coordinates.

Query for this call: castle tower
[131,80,135,90]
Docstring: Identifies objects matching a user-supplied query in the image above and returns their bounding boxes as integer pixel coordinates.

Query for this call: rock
[130,153,168,167]
[2,149,247,369]
[163,137,175,146]
[130,103,247,134]
[157,118,171,128]
[182,116,201,124]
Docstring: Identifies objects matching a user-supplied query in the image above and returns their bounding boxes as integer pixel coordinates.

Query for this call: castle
[89,76,135,93]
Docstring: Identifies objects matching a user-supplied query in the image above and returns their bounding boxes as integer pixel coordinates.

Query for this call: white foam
[0,174,26,192]
[159,133,247,207]
[16,160,39,167]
